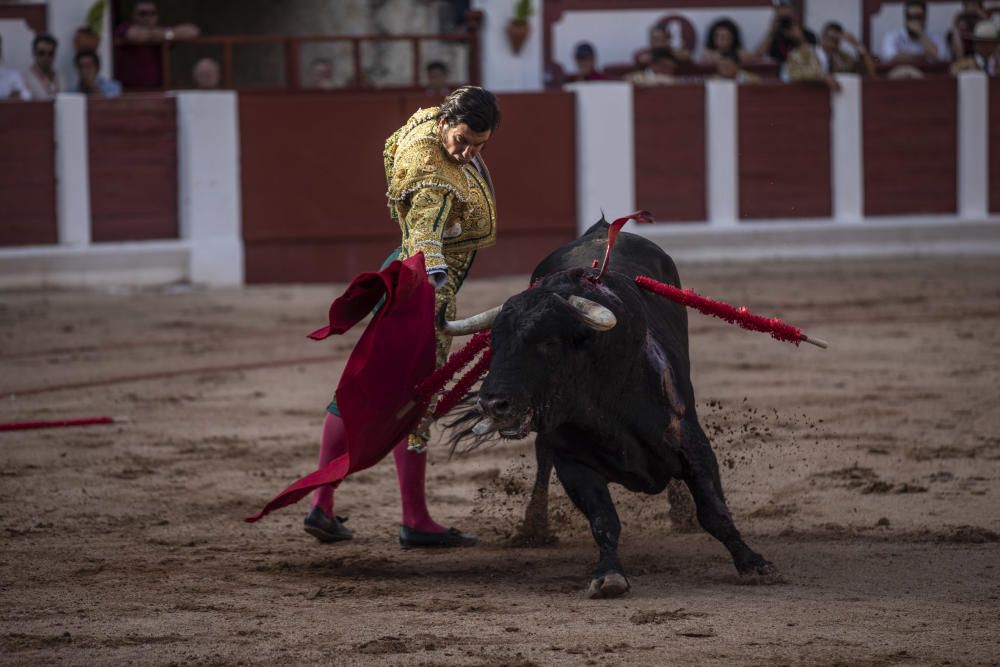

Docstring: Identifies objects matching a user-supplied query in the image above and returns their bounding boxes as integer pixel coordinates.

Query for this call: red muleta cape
[245,253,436,522]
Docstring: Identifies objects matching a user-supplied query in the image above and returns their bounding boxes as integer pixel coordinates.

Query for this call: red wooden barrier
[0,102,57,246]
[991,78,1000,215]
[633,85,706,222]
[239,91,577,283]
[88,96,179,242]
[738,83,832,220]
[863,78,957,216]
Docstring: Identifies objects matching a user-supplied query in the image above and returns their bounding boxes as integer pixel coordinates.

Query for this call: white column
[831,74,864,223]
[54,93,91,246]
[957,72,988,221]
[567,81,635,234]
[705,80,738,226]
[176,92,244,286]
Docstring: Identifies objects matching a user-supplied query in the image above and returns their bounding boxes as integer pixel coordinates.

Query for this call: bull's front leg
[512,440,556,546]
[553,453,629,599]
[681,421,778,579]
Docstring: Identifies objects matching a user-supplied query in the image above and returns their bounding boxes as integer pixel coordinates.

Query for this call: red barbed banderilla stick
[635,276,828,349]
[0,416,126,432]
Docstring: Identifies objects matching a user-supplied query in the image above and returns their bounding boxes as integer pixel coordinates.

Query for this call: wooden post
[223,41,234,88]
[466,9,483,86]
[285,38,300,90]
[161,42,172,89]
[352,38,362,87]
[412,37,421,88]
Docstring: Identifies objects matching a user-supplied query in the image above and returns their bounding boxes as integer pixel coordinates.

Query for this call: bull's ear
[560,295,616,331]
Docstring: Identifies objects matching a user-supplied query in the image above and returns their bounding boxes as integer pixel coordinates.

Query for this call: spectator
[702,18,750,65]
[880,0,948,65]
[192,58,221,89]
[0,34,30,100]
[307,57,336,90]
[115,0,200,90]
[24,34,64,100]
[782,24,841,93]
[626,47,678,86]
[713,52,761,84]
[755,0,817,64]
[75,50,122,97]
[951,20,998,75]
[818,22,875,76]
[568,42,607,82]
[949,0,988,59]
[635,22,691,67]
[426,60,450,96]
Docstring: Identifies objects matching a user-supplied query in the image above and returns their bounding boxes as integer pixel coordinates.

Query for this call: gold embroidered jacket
[384,107,497,274]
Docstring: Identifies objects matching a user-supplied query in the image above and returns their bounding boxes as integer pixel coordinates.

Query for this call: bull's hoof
[737,560,784,585]
[586,573,630,599]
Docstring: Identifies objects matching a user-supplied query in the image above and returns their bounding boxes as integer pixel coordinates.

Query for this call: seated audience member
[755,0,817,64]
[949,0,988,59]
[115,0,200,90]
[627,47,678,86]
[702,18,750,65]
[880,0,949,65]
[75,50,122,97]
[568,42,607,82]
[308,57,336,90]
[0,35,30,99]
[426,60,450,96]
[24,34,64,100]
[818,22,875,76]
[192,58,221,89]
[782,24,841,93]
[714,53,761,84]
[951,20,998,75]
[636,22,691,67]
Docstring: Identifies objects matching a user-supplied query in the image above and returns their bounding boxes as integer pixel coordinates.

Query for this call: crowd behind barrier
[560,0,999,89]
[2,0,998,102]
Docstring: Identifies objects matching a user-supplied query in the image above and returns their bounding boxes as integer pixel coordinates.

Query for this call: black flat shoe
[399,525,478,549]
[304,507,353,543]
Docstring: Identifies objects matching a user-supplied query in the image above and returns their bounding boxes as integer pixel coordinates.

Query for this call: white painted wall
[54,93,91,246]
[804,0,862,40]
[0,18,35,77]
[176,92,244,286]
[472,0,543,92]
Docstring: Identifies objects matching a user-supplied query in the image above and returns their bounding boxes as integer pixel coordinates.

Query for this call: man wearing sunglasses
[23,34,64,100]
[114,0,200,90]
[881,0,949,65]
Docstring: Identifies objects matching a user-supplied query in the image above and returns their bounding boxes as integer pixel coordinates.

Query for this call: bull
[446,218,777,598]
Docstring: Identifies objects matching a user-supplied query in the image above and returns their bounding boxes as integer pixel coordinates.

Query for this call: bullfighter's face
[438,118,491,165]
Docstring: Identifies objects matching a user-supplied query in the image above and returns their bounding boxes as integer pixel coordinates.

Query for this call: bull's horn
[565,295,617,331]
[443,305,503,336]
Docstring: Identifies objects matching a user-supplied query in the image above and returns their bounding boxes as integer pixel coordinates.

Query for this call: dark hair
[574,41,596,59]
[704,18,744,52]
[904,0,927,11]
[650,47,676,63]
[437,86,500,133]
[75,49,100,68]
[426,60,448,74]
[822,21,844,35]
[33,34,58,52]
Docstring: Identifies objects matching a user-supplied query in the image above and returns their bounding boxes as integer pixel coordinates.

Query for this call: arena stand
[0,0,998,287]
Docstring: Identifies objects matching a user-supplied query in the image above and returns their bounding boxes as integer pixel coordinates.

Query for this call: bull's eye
[536,336,561,355]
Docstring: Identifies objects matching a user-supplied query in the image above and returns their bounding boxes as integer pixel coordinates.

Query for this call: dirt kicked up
[1,256,998,666]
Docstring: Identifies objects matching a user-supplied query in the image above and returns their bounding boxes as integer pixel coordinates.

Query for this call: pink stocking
[393,441,446,532]
[309,412,347,514]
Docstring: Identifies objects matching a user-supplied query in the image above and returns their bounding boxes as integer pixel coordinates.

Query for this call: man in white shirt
[881,0,950,64]
[0,34,31,100]
[23,34,64,100]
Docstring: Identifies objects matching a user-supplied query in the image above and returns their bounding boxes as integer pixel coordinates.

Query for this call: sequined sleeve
[401,188,453,274]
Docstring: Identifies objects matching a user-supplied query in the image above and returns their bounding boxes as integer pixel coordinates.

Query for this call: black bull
[471,219,777,598]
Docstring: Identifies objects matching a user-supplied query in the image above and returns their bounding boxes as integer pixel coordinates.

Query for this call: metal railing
[117,10,482,92]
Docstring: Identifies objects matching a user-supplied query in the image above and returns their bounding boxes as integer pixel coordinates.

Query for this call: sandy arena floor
[1,256,998,666]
